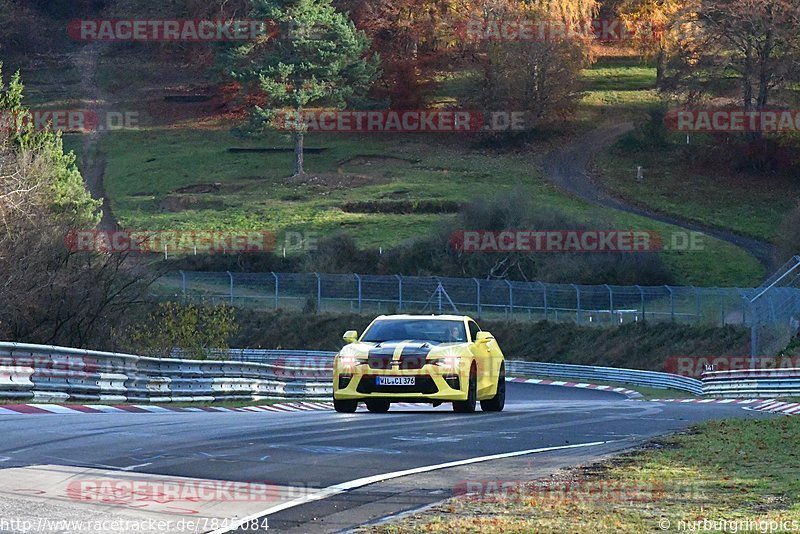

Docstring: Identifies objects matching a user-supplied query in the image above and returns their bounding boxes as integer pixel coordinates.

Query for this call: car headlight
[337,354,363,369]
[434,356,461,369]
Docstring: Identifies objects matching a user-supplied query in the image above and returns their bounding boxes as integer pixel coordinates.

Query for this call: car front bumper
[333,365,468,401]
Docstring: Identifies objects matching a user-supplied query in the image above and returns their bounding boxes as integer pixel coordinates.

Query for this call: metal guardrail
[702,368,800,398]
[6,345,799,402]
[0,343,330,403]
[191,349,705,395]
[505,361,704,395]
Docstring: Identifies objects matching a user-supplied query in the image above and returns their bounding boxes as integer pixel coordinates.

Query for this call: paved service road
[0,383,770,533]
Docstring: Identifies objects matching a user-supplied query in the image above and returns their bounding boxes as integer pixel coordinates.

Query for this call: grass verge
[363,417,800,533]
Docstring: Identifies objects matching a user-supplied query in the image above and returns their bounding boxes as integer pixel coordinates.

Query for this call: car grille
[356,375,438,394]
[367,354,428,370]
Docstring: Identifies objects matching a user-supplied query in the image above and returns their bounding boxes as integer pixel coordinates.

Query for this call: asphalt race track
[0,383,771,534]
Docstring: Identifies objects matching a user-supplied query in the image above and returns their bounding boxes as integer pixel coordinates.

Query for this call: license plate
[376,376,415,386]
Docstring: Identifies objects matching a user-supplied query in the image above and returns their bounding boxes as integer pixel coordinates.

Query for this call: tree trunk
[655,47,666,88]
[293,131,305,176]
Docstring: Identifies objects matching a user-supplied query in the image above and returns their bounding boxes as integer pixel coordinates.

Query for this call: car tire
[366,400,391,413]
[334,398,358,413]
[480,362,505,412]
[453,365,477,413]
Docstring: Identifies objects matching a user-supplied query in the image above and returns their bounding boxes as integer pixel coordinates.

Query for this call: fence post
[604,284,613,323]
[506,280,513,318]
[315,273,321,314]
[271,272,279,310]
[666,285,674,322]
[636,285,644,322]
[226,271,234,305]
[693,286,701,323]
[571,284,580,324]
[474,278,482,316]
[354,273,362,313]
[395,275,403,311]
[179,270,186,297]
[538,281,548,320]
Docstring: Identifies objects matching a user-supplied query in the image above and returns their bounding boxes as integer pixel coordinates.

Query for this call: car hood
[340,340,466,359]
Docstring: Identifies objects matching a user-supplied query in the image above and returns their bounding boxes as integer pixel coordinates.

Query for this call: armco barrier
[702,368,800,398]
[0,343,330,403]
[6,344,796,402]
[505,360,704,395]
[188,350,708,396]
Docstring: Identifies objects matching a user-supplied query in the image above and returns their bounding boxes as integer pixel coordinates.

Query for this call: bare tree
[666,0,800,119]
[0,69,156,347]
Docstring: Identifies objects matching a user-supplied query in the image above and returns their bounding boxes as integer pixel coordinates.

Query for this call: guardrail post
[271,272,279,310]
[604,284,613,323]
[395,275,403,311]
[354,273,362,313]
[506,280,514,318]
[473,278,482,316]
[636,285,644,322]
[538,281,548,320]
[179,270,187,298]
[693,286,701,323]
[315,273,321,314]
[751,325,758,361]
[666,285,674,322]
[571,284,580,324]
[226,271,234,305]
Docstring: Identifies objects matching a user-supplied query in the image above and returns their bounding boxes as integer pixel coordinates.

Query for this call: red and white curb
[647,398,760,404]
[742,400,800,416]
[648,398,800,416]
[507,377,643,399]
[0,401,336,415]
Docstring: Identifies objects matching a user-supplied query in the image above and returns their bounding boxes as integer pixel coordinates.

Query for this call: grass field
[595,133,800,242]
[365,417,800,533]
[12,48,763,287]
[583,56,799,244]
[98,124,763,286]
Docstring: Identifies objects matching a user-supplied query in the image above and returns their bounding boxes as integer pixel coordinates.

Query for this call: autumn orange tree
[335,0,464,108]
[463,0,598,125]
[617,0,697,86]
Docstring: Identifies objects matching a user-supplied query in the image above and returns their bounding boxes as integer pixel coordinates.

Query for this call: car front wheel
[453,365,477,413]
[366,400,391,413]
[334,398,358,413]
[480,362,505,412]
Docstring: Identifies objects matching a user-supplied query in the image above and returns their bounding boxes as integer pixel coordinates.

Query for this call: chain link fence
[745,257,800,358]
[151,270,796,329]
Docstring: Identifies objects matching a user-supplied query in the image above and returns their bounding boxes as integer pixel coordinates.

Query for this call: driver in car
[448,325,463,342]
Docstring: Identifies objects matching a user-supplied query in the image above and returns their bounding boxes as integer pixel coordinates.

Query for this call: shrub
[124,302,239,359]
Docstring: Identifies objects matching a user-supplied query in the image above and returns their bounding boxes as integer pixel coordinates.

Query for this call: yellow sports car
[332,314,506,413]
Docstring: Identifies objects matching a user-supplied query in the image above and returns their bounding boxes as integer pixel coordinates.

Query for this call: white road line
[209,439,621,534]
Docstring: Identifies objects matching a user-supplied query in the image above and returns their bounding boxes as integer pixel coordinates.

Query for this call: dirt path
[72,43,118,231]
[541,122,774,270]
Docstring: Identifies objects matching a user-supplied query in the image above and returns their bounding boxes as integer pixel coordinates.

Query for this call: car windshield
[362,319,467,343]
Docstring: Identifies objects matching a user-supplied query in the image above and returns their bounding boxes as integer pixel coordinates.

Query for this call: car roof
[371,314,473,321]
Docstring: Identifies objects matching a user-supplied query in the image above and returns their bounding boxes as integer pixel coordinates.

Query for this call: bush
[374,191,673,285]
[615,106,671,152]
[775,203,800,264]
[123,302,239,359]
[232,310,750,371]
[341,199,462,214]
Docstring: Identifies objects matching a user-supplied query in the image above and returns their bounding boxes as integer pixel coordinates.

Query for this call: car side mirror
[343,330,359,344]
[475,331,494,344]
